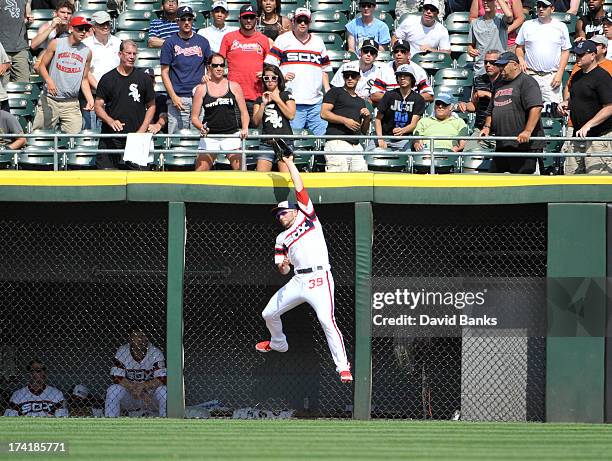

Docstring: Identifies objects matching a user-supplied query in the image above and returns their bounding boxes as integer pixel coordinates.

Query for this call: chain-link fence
[371,204,547,421]
[183,203,355,418]
[0,203,167,418]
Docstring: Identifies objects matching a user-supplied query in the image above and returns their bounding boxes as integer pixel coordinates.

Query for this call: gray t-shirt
[469,14,508,76]
[0,42,10,101]
[46,37,90,100]
[0,110,24,147]
[0,0,29,53]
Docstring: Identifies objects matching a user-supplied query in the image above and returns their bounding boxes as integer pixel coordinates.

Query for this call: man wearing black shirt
[576,0,605,41]
[481,51,544,174]
[562,40,612,173]
[459,49,501,152]
[142,67,169,135]
[375,64,425,151]
[321,62,371,172]
[95,40,156,169]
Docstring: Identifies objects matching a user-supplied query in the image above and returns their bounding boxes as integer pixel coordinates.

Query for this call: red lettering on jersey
[174,45,204,57]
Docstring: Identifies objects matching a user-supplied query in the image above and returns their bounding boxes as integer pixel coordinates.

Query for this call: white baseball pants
[261,270,350,372]
[104,383,167,417]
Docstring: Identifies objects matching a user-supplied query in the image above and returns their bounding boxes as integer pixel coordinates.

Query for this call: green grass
[0,419,610,460]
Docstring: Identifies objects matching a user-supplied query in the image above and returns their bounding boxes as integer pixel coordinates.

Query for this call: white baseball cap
[92,11,112,24]
[293,7,311,20]
[342,62,360,73]
[211,0,228,11]
[72,384,90,399]
[423,0,441,10]
[395,63,415,76]
[271,201,298,214]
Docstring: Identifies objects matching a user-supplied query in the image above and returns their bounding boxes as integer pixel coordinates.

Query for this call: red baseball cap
[70,16,92,28]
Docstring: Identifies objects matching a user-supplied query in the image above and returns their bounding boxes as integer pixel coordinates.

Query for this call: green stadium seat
[135,48,161,68]
[433,68,473,87]
[117,11,155,31]
[367,150,409,172]
[292,128,315,171]
[159,147,197,170]
[311,32,345,50]
[310,0,352,13]
[0,146,15,168]
[16,146,59,170]
[8,97,35,132]
[126,0,162,10]
[309,11,349,34]
[374,0,397,17]
[29,74,44,86]
[449,33,471,54]
[170,128,200,148]
[455,52,476,70]
[397,12,420,26]
[411,52,453,75]
[282,0,307,16]
[373,11,395,32]
[67,130,100,169]
[552,12,577,36]
[28,9,54,32]
[73,9,101,22]
[445,12,470,34]
[432,84,472,103]
[115,30,149,47]
[411,150,459,174]
[375,50,391,62]
[327,49,354,71]
[6,82,41,102]
[78,0,109,10]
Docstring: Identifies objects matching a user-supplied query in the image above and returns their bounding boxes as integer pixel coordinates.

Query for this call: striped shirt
[330,60,395,100]
[148,17,179,41]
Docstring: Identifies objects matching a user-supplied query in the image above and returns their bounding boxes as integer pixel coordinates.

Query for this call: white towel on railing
[123,133,153,166]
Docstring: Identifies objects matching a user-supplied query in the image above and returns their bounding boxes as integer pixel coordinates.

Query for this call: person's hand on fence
[575,124,591,138]
[148,123,162,134]
[239,128,248,139]
[558,100,569,117]
[378,139,388,149]
[516,130,531,144]
[413,141,424,151]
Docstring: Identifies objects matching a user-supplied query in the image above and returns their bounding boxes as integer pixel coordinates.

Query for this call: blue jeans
[168,96,194,134]
[82,109,101,131]
[291,103,327,136]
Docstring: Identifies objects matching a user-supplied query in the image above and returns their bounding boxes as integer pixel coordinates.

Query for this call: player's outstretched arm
[282,156,304,193]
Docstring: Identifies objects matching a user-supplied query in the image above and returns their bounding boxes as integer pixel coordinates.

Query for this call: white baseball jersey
[4,385,68,417]
[330,60,396,100]
[275,188,329,271]
[110,343,167,384]
[265,32,332,105]
[395,15,451,56]
[386,60,434,96]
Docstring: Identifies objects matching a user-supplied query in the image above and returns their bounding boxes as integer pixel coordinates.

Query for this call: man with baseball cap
[394,0,450,56]
[82,10,121,130]
[481,51,545,174]
[148,0,180,48]
[321,61,371,171]
[375,63,426,151]
[265,7,331,136]
[346,0,391,53]
[387,39,433,102]
[561,40,612,174]
[197,1,238,53]
[515,0,571,115]
[331,38,395,105]
[413,92,467,155]
[220,4,270,121]
[161,6,211,133]
[33,16,94,134]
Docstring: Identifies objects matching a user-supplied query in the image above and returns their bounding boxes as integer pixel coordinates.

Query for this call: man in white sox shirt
[255,156,352,383]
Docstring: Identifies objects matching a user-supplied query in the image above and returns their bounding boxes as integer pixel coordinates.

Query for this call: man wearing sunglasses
[346,0,390,54]
[256,157,353,384]
[386,39,433,102]
[330,38,395,105]
[33,16,94,134]
[265,8,331,136]
[220,4,270,122]
[515,0,571,115]
[393,0,450,56]
[322,62,371,171]
[161,6,212,133]
[4,361,68,417]
[480,51,545,174]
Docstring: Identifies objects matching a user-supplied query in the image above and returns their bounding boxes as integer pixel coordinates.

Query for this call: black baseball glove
[271,138,293,163]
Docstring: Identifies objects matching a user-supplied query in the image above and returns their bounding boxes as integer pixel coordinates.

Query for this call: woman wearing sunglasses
[252,64,296,172]
[191,53,250,171]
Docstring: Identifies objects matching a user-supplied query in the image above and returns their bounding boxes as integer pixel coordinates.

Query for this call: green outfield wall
[0,171,609,422]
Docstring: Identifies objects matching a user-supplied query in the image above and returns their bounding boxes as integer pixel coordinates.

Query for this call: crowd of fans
[0,0,611,173]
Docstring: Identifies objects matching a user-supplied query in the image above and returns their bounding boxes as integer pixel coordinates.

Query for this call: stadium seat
[292,128,315,171]
[373,0,397,17]
[327,49,355,71]
[541,117,565,174]
[169,128,200,148]
[135,48,161,68]
[0,146,14,168]
[449,33,471,55]
[309,0,352,14]
[78,0,110,10]
[444,12,470,34]
[432,84,471,103]
[159,147,197,170]
[8,97,35,132]
[117,11,154,31]
[16,146,59,170]
[373,11,395,32]
[455,52,476,70]
[125,0,162,10]
[6,82,41,102]
[410,52,453,75]
[73,9,101,22]
[29,9,54,30]
[115,30,148,47]
[396,12,420,26]
[309,11,349,34]
[281,0,307,17]
[311,32,345,50]
[375,50,391,62]
[67,130,100,169]
[433,68,473,87]
[366,150,409,172]
[411,150,459,174]
[551,12,577,37]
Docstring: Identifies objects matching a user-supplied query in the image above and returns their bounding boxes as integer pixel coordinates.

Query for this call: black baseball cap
[392,39,410,51]
[494,51,520,65]
[572,40,597,54]
[240,4,256,17]
[361,38,379,53]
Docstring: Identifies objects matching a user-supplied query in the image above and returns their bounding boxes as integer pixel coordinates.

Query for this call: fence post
[166,202,186,418]
[353,201,373,420]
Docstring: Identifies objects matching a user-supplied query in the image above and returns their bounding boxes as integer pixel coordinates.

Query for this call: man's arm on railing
[517,105,542,144]
[576,103,612,138]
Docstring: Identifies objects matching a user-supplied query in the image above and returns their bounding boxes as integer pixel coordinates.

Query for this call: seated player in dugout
[3,360,68,417]
[105,326,167,417]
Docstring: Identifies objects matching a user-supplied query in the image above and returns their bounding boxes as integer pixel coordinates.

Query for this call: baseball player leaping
[255,156,352,383]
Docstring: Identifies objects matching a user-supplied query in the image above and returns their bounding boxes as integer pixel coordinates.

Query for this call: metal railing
[1,132,610,174]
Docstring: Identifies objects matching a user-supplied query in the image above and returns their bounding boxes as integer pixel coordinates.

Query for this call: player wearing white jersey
[104,327,167,417]
[3,361,68,417]
[255,156,352,383]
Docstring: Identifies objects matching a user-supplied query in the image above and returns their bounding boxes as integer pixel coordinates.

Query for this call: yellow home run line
[1,171,612,188]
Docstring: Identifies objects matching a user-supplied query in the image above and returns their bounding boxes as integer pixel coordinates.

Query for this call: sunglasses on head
[210,62,224,68]
[179,16,194,22]
[295,17,310,24]
[343,72,360,79]
[263,75,278,82]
